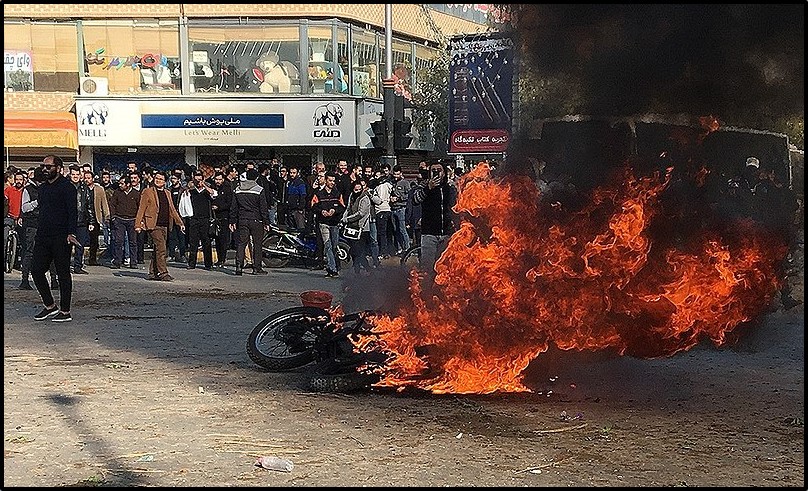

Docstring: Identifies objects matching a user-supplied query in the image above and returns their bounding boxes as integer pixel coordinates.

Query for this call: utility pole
[382,4,396,168]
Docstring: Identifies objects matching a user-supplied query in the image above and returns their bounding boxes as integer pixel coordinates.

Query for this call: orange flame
[355,162,785,394]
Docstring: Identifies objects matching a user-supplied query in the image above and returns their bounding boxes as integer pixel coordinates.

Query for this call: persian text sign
[448,33,513,153]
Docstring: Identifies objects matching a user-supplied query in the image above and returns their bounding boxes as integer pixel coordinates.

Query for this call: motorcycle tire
[305,363,380,393]
[247,306,329,371]
[399,245,421,270]
[262,234,291,268]
[337,241,351,266]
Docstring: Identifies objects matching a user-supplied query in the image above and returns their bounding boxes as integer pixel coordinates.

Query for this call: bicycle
[4,221,19,274]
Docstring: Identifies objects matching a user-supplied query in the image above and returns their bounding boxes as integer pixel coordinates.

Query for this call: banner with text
[448,33,513,153]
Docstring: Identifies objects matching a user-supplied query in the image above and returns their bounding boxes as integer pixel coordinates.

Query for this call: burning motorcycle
[246,305,387,392]
[261,223,351,269]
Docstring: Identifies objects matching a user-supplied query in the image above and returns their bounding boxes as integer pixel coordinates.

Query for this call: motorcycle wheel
[262,233,291,268]
[337,241,351,266]
[305,361,380,393]
[400,245,421,270]
[247,306,329,371]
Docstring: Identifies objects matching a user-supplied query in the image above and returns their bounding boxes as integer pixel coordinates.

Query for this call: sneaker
[18,282,33,290]
[109,263,121,269]
[73,268,89,275]
[159,273,174,282]
[325,270,338,278]
[34,306,59,321]
[146,274,158,281]
[51,311,72,322]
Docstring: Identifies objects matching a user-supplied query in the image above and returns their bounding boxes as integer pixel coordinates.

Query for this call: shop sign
[76,99,357,147]
[4,50,33,91]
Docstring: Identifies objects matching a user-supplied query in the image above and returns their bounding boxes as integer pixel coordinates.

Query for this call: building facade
[4,4,489,173]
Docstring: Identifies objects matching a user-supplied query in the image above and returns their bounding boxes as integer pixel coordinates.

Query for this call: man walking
[31,155,81,322]
[19,166,57,290]
[135,171,185,281]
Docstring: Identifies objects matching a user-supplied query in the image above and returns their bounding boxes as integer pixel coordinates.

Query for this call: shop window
[351,28,378,98]
[188,24,301,94]
[82,19,181,95]
[4,21,79,92]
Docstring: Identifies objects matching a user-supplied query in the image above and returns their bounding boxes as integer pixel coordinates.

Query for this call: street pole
[382,4,397,168]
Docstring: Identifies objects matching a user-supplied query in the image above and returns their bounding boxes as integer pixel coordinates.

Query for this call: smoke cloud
[512,4,804,122]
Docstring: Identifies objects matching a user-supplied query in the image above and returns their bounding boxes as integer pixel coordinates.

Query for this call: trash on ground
[255,456,294,472]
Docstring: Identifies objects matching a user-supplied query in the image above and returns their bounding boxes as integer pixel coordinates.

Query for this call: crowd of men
[5,157,467,286]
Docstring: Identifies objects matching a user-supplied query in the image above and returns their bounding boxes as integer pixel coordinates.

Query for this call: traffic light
[370,119,387,149]
[394,118,413,150]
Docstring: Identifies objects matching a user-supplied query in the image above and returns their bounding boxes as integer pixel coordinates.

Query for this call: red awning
[4,110,79,150]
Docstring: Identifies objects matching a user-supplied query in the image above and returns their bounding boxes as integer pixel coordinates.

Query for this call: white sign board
[76,99,357,147]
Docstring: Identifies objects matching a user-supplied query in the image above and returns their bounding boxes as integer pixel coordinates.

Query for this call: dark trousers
[136,229,145,263]
[72,225,89,271]
[101,222,116,262]
[167,219,187,260]
[88,220,101,264]
[349,231,371,273]
[213,216,231,264]
[31,234,73,312]
[187,217,213,268]
[113,217,137,267]
[375,211,392,256]
[21,226,56,283]
[236,219,265,271]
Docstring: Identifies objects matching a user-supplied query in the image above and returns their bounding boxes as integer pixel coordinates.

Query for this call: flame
[353,161,786,395]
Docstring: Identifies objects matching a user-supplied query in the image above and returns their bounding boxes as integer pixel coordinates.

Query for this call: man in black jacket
[412,162,457,280]
[31,155,82,322]
[18,166,58,290]
[211,172,233,267]
[229,169,269,275]
[68,165,96,274]
[186,170,218,270]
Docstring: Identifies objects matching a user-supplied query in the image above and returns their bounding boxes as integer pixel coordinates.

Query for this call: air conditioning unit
[79,77,108,96]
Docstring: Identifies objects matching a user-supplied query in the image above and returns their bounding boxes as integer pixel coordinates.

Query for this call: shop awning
[4,110,79,151]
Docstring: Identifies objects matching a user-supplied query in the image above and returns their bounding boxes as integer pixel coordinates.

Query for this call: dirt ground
[3,254,804,487]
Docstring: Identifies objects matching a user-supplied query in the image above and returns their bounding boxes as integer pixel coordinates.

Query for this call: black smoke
[509,4,804,124]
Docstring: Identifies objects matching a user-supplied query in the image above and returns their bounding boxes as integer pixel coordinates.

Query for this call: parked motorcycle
[246,306,387,392]
[261,224,351,269]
